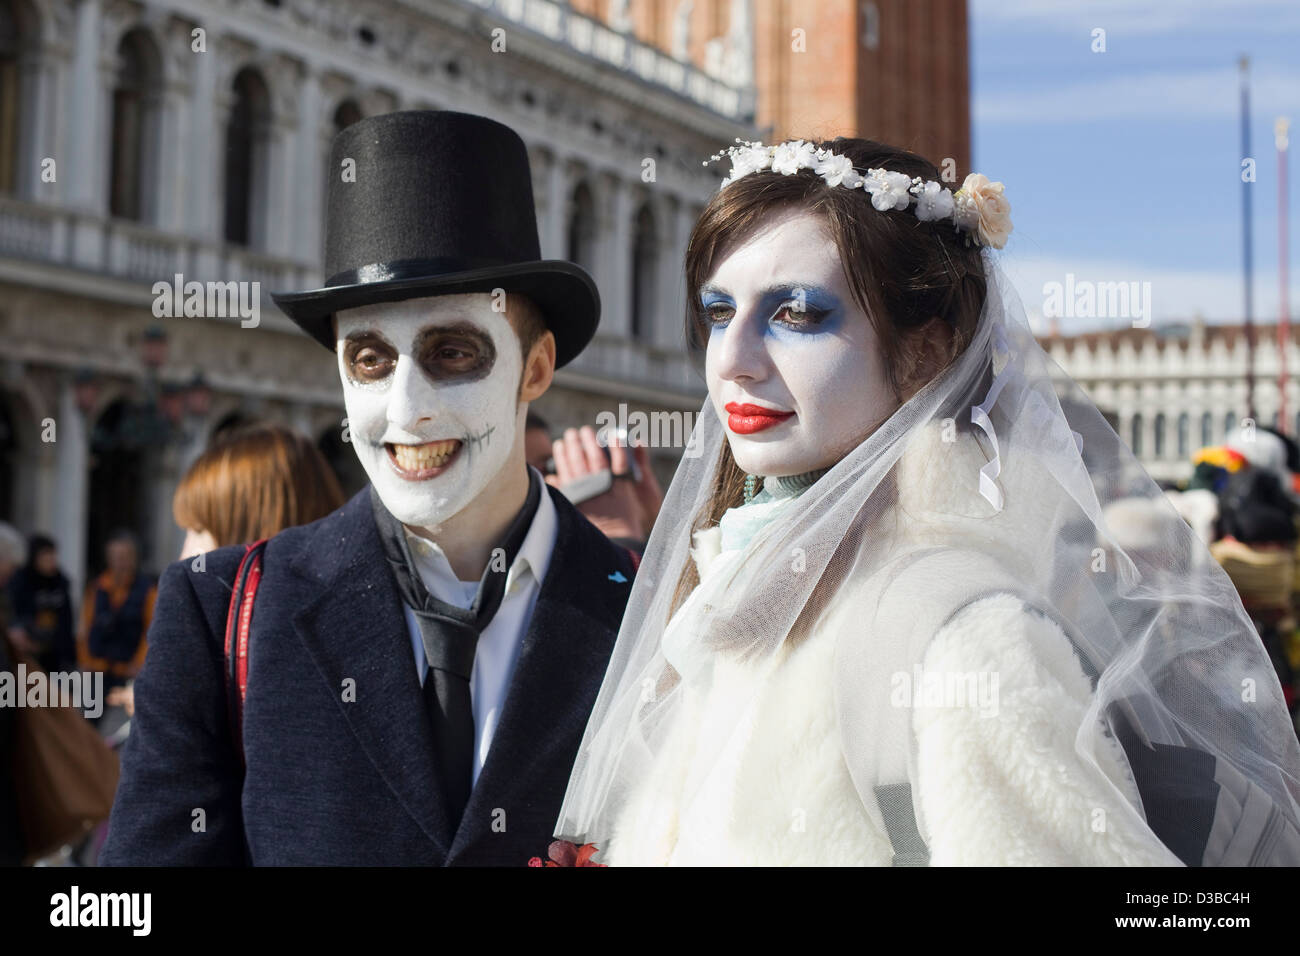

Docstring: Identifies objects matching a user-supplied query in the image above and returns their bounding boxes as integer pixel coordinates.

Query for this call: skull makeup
[335,295,525,529]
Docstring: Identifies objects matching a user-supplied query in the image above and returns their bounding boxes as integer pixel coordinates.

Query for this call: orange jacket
[77,571,157,678]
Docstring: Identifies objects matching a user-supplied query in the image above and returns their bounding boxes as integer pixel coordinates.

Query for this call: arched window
[630,203,656,342]
[566,181,596,275]
[1176,412,1189,459]
[109,28,162,221]
[323,99,362,207]
[1130,412,1143,457]
[0,0,36,195]
[333,99,362,132]
[1200,411,1213,448]
[1224,411,1236,442]
[1153,412,1166,459]
[223,68,272,247]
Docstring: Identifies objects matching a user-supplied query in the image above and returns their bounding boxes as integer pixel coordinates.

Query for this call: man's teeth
[391,440,458,471]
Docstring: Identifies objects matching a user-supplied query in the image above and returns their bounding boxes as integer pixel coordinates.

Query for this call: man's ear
[519,330,556,403]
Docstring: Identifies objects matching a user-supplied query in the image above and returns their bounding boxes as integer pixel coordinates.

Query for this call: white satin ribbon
[970,326,1013,512]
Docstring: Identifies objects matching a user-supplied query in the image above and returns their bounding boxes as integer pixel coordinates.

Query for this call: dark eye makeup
[344,334,397,384]
[342,322,498,385]
[414,322,496,381]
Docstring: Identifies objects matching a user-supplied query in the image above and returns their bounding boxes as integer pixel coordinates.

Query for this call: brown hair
[173,422,346,547]
[672,137,988,613]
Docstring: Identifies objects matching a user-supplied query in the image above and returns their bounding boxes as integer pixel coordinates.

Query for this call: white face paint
[702,208,898,477]
[335,295,524,529]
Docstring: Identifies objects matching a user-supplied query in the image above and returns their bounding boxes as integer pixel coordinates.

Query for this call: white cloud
[972,0,1300,35]
[997,253,1297,334]
[975,65,1300,124]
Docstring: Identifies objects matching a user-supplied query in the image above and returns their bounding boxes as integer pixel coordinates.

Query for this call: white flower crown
[703,139,1014,250]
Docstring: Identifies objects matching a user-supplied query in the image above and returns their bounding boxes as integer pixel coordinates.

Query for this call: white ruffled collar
[690,421,1006,581]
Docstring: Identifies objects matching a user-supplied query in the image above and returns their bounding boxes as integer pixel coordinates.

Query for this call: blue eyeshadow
[699,283,844,337]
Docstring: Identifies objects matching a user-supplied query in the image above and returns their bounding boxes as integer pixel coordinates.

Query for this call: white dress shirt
[401,469,557,786]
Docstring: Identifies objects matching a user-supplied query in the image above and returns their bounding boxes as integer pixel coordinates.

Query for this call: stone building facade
[0,0,756,590]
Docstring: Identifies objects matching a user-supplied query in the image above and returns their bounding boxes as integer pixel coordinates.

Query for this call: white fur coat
[602,422,1183,866]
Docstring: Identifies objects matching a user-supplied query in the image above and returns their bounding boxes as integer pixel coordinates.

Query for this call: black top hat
[271,110,599,368]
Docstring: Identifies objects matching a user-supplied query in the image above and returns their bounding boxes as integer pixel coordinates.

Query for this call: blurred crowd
[1166,423,1300,722]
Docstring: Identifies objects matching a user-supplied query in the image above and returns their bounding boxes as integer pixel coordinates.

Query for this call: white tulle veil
[554,226,1300,867]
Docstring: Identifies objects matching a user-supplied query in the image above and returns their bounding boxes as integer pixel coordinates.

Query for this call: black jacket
[101,483,636,865]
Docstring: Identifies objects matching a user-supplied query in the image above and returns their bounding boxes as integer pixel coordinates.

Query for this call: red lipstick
[725,402,794,435]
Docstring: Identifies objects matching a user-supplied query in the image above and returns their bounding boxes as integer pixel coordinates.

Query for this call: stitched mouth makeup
[336,296,523,529]
[385,439,463,479]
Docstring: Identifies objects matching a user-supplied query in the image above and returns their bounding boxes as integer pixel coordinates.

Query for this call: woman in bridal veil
[555,135,1300,866]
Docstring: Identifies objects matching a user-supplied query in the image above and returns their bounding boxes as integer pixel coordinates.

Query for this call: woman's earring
[743,473,757,505]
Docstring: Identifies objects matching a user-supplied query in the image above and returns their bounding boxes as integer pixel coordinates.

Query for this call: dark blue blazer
[100,483,637,866]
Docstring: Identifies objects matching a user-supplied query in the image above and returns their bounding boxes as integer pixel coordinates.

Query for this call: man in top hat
[101,111,638,866]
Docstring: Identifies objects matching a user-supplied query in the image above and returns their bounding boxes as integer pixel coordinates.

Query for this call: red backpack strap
[223,538,269,765]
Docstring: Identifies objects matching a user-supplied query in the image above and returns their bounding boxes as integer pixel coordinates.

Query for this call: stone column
[196,81,236,280]
[188,33,218,240]
[294,65,322,263]
[541,147,569,260]
[261,56,305,257]
[658,193,693,351]
[599,172,633,338]
[51,375,90,603]
[154,81,189,232]
[64,0,103,210]
[17,41,61,201]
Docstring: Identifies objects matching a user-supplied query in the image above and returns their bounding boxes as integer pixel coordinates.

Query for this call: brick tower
[568,0,972,177]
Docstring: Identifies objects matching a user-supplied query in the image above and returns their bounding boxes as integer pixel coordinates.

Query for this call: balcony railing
[1,194,708,400]
[0,195,315,296]
[464,0,754,121]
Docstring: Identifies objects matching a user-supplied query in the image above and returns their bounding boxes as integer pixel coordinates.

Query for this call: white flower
[910,179,955,221]
[771,140,817,175]
[951,190,980,231]
[815,151,862,188]
[954,172,1013,248]
[862,168,913,211]
[721,144,773,185]
[707,142,1014,252]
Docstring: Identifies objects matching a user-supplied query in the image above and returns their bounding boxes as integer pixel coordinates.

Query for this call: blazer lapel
[288,486,454,858]
[449,486,630,861]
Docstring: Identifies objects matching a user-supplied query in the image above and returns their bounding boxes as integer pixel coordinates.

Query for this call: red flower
[529,840,607,867]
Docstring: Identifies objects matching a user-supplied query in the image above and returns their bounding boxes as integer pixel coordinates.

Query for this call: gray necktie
[369,471,542,828]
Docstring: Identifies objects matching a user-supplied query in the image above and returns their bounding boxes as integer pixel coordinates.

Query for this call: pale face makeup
[335,295,524,529]
[702,208,898,477]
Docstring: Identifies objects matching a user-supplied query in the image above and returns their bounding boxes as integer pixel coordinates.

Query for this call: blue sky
[968,0,1300,332]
